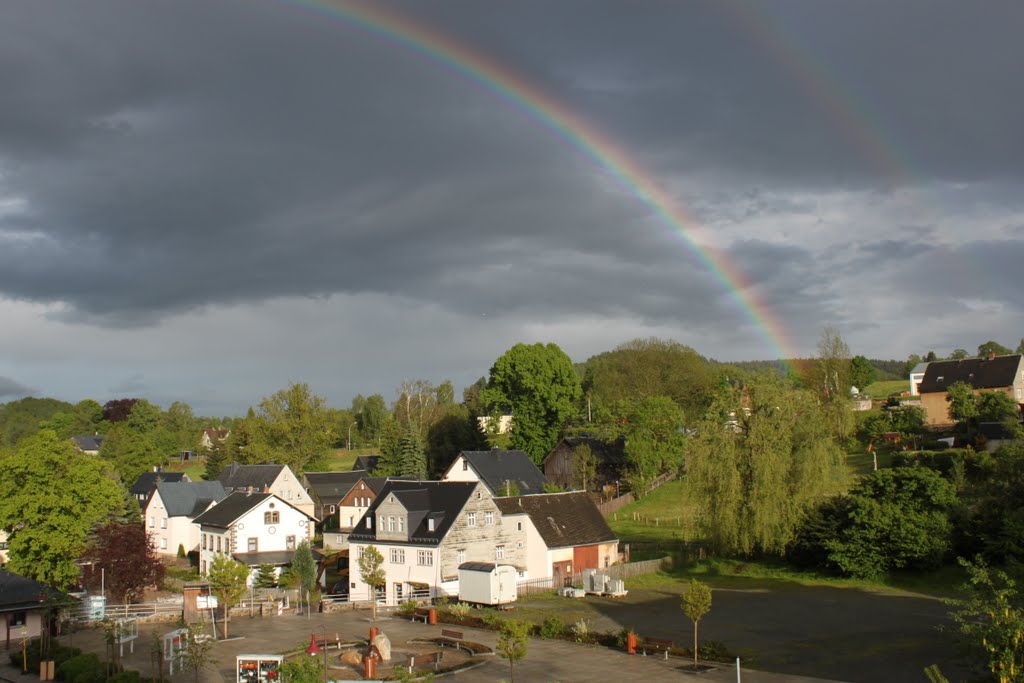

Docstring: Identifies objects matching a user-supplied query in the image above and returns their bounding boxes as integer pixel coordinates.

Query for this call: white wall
[441,455,481,485]
[146,490,210,556]
[271,467,316,519]
[347,543,441,606]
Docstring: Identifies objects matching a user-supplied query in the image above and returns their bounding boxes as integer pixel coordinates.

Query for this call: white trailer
[457,562,517,606]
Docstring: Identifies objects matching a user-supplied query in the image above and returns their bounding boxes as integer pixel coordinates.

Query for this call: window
[398,516,405,532]
[160,517,167,529]
[201,561,207,575]
[148,516,155,528]
[485,511,494,526]
[160,538,167,550]
[330,505,336,514]
[216,536,222,552]
[379,515,386,530]
[495,545,505,560]
[9,612,26,627]
[517,522,522,531]
[264,511,280,525]
[466,512,476,527]
[248,537,258,552]
[348,516,354,527]
[390,548,405,564]
[286,535,296,550]
[388,516,395,532]
[417,550,433,566]
[356,546,364,559]
[456,549,465,565]
[462,460,468,471]
[202,534,207,550]
[517,541,523,549]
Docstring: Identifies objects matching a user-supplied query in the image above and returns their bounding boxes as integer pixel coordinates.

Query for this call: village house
[347,480,527,605]
[542,436,626,491]
[917,353,1024,426]
[130,469,190,508]
[199,428,230,450]
[302,470,368,527]
[217,463,316,519]
[1,569,65,648]
[909,362,930,396]
[144,480,226,556]
[351,455,381,474]
[70,434,104,455]
[495,491,619,587]
[441,449,548,496]
[193,491,316,584]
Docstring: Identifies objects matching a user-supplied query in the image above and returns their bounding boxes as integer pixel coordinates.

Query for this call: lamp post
[347,422,356,451]
[305,632,329,683]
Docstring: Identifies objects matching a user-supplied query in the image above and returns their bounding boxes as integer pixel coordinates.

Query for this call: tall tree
[681,580,712,670]
[483,342,582,463]
[950,348,970,359]
[291,539,317,603]
[207,555,250,639]
[814,326,854,440]
[253,383,337,473]
[948,558,1024,683]
[203,435,229,480]
[685,380,846,556]
[978,341,1012,357]
[621,396,687,495]
[572,443,597,492]
[80,522,166,603]
[358,545,386,621]
[359,394,388,446]
[849,355,877,391]
[0,430,124,588]
[181,622,215,683]
[102,398,139,423]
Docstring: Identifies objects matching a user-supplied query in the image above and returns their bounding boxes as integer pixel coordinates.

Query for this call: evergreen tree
[203,436,228,481]
[253,564,277,589]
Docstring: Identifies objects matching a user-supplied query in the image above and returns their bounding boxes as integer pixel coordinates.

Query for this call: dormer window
[366,516,373,530]
[427,517,435,532]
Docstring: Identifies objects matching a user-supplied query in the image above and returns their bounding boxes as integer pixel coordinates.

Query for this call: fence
[596,471,677,516]
[70,601,183,623]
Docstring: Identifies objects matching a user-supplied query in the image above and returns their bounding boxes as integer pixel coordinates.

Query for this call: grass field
[163,447,371,480]
[864,379,908,396]
[606,479,697,546]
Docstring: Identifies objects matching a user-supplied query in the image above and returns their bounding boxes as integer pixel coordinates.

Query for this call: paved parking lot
[22,609,844,683]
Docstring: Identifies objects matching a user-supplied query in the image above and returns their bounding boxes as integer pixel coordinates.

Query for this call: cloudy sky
[1,0,1022,414]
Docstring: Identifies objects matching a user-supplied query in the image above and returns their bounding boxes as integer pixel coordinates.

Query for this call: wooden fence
[596,471,677,516]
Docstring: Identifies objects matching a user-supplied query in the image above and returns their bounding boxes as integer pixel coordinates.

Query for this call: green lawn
[863,379,908,397]
[607,479,698,546]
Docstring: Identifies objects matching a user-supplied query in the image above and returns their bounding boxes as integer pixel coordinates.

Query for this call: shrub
[539,616,565,639]
[397,600,419,617]
[177,544,186,559]
[106,672,142,683]
[479,610,501,627]
[56,653,105,683]
[444,602,471,620]
[570,619,589,643]
[615,627,636,649]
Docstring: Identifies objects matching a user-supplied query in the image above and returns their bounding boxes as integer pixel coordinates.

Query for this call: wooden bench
[412,608,431,624]
[641,637,673,660]
[438,629,464,648]
[406,651,442,673]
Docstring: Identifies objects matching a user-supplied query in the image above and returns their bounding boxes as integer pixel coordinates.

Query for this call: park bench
[640,637,674,660]
[412,608,431,624]
[406,651,443,673]
[313,634,342,649]
[438,629,464,648]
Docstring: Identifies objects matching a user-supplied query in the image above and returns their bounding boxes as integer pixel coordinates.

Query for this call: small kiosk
[236,654,283,683]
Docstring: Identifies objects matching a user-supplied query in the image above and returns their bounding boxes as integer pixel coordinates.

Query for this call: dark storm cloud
[0,376,33,399]
[0,0,1020,361]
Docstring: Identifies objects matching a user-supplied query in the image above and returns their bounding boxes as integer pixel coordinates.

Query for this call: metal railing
[70,601,183,623]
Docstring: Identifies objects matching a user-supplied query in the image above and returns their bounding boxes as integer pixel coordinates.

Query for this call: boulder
[339,651,362,666]
[370,633,391,661]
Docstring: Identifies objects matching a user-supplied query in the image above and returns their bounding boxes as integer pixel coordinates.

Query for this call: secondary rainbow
[278,0,799,361]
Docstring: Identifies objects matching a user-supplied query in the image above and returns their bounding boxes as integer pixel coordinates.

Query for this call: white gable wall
[271,467,316,519]
[145,490,205,557]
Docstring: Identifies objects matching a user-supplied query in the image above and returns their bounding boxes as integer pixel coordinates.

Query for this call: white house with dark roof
[217,463,316,519]
[144,480,226,556]
[494,491,618,587]
[909,362,929,396]
[347,480,527,605]
[441,449,549,496]
[193,491,316,584]
[70,434,104,455]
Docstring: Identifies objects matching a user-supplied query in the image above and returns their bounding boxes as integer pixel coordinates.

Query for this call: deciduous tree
[948,557,1024,683]
[849,355,876,391]
[496,619,529,683]
[207,555,250,639]
[80,522,166,603]
[483,342,581,464]
[572,443,597,492]
[253,383,337,473]
[0,430,124,588]
[681,580,712,670]
[685,380,846,556]
[621,396,686,495]
[291,540,317,603]
[978,341,1012,357]
[358,545,385,621]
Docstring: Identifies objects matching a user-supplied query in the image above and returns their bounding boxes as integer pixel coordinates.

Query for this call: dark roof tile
[494,491,617,549]
[919,354,1022,394]
[456,450,548,495]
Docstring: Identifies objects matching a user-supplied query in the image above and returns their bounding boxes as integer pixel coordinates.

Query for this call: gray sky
[1,0,1022,414]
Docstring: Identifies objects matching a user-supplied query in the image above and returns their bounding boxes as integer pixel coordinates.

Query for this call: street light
[305,632,329,683]
[347,422,356,451]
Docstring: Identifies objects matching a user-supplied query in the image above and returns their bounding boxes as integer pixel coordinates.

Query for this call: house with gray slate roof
[193,491,316,584]
[1,569,67,647]
[144,480,226,556]
[130,469,190,507]
[441,449,549,496]
[217,463,316,519]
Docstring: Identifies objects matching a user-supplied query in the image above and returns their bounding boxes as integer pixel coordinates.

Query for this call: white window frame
[390,548,405,564]
[417,550,433,566]
[485,511,494,526]
[466,512,476,527]
[495,545,505,560]
[456,549,465,565]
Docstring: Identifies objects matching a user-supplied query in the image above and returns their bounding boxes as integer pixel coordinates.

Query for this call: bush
[106,672,142,683]
[539,616,566,639]
[7,639,81,671]
[478,610,501,627]
[443,602,471,620]
[615,627,636,649]
[56,653,105,683]
[397,599,419,617]
[177,544,186,559]
[570,619,589,643]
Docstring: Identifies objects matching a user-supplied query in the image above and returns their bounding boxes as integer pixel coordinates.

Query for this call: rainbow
[276,0,801,362]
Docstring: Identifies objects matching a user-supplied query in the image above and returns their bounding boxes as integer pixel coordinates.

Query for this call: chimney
[246,485,253,494]
[262,484,270,493]
[988,351,996,361]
